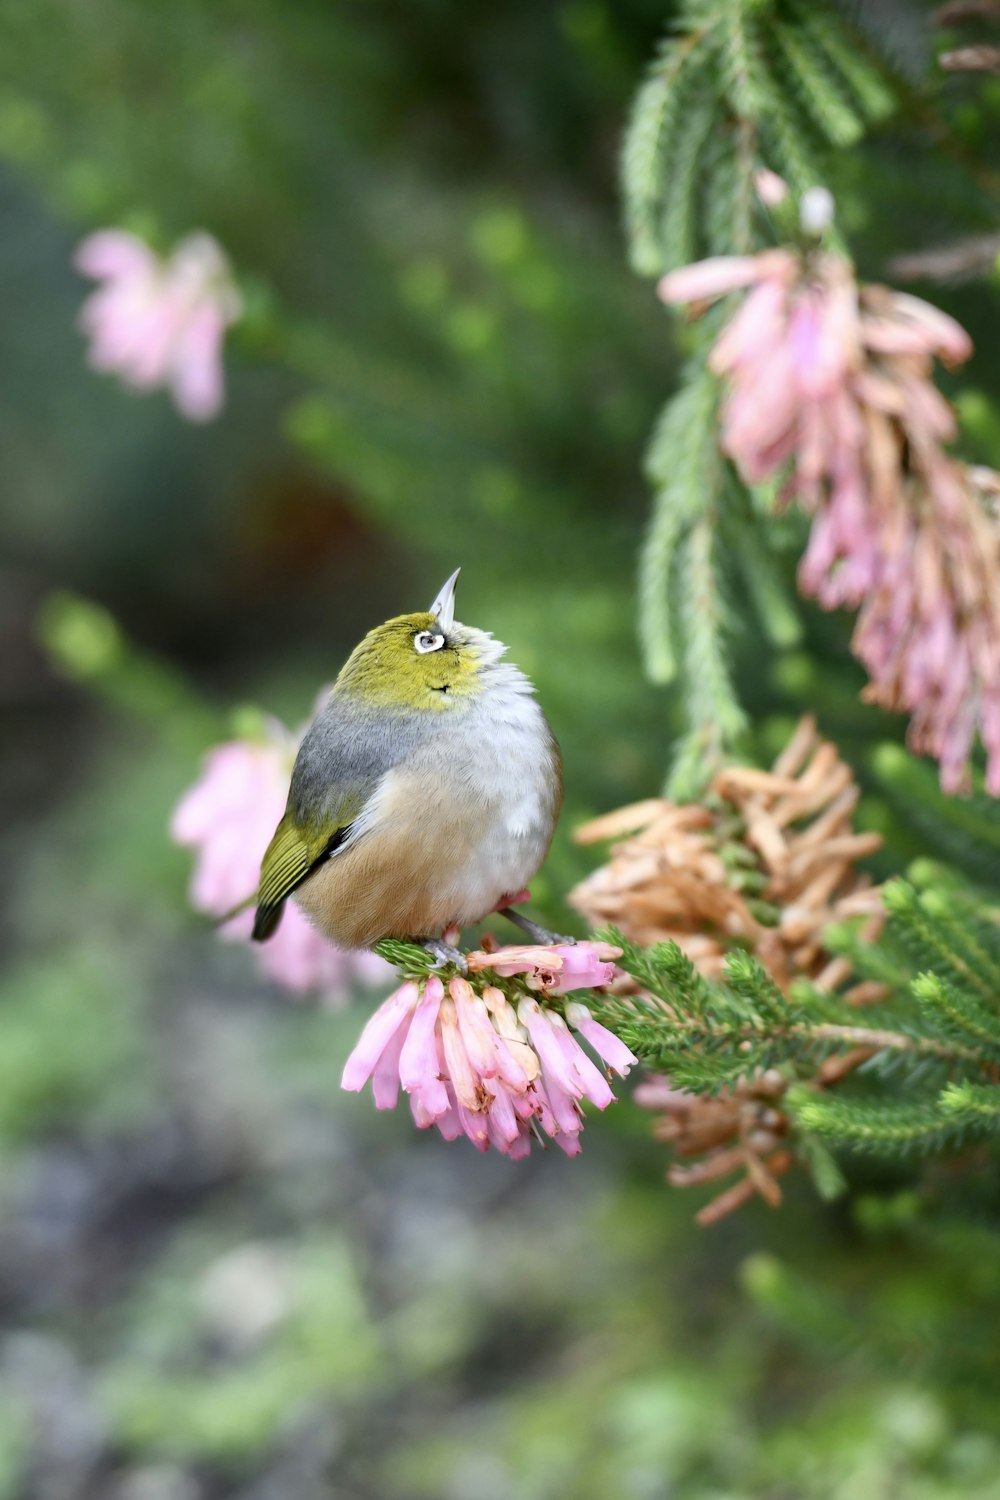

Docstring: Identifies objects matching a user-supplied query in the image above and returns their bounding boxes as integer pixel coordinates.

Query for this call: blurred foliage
[5,0,1000,1497]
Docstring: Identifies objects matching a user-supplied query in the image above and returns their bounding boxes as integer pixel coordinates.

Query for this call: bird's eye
[414,629,445,654]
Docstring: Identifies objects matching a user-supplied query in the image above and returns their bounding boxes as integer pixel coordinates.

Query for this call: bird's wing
[252,700,403,942]
[251,814,348,940]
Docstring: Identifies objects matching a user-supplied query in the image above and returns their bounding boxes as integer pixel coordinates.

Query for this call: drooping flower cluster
[341,943,635,1156]
[467,940,619,992]
[171,715,391,999]
[76,230,242,421]
[572,716,884,995]
[659,203,1000,794]
[632,1071,794,1227]
[571,717,884,1217]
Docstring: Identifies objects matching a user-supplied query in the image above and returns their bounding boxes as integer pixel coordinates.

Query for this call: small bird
[252,569,563,963]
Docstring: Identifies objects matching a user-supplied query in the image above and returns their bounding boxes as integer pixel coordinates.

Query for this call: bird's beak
[429,567,461,631]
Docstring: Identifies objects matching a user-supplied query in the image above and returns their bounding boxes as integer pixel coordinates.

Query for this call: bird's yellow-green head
[333,569,503,711]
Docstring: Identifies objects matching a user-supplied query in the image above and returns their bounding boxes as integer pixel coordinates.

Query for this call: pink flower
[850,464,1000,794]
[754,169,789,208]
[76,230,242,421]
[659,254,768,306]
[659,199,1000,795]
[658,241,970,504]
[342,971,636,1156]
[465,940,620,992]
[171,716,392,999]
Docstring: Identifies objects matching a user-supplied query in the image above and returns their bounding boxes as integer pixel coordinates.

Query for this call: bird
[251,569,564,965]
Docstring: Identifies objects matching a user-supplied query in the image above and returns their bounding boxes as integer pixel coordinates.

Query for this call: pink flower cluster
[76,230,242,422]
[342,945,635,1156]
[660,213,1000,793]
[851,463,1000,793]
[171,717,391,999]
[465,940,619,991]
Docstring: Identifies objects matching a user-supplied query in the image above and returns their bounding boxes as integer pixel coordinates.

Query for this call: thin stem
[601,1000,986,1067]
[792,1021,979,1063]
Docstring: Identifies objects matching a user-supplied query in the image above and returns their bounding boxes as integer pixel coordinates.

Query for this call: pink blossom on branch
[75,230,242,421]
[659,204,1000,794]
[658,246,971,509]
[465,939,620,992]
[341,964,635,1157]
[171,717,391,999]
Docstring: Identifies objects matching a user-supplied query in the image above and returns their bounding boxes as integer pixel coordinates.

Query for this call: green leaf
[939,1080,1000,1127]
[912,972,1000,1061]
[883,881,1000,1007]
[771,19,865,148]
[622,27,717,275]
[668,515,749,795]
[638,364,721,686]
[787,1092,959,1156]
[798,1133,848,1199]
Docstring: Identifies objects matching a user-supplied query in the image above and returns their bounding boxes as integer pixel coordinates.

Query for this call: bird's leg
[493,887,532,910]
[423,937,468,973]
[498,907,577,947]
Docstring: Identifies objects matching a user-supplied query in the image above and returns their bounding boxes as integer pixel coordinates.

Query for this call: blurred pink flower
[850,464,1000,794]
[465,939,620,992]
[658,247,971,508]
[754,168,790,208]
[171,717,392,999]
[342,971,635,1156]
[659,212,1000,794]
[76,230,242,421]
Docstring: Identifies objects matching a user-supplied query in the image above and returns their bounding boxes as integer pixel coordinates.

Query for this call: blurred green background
[5,2,1000,1496]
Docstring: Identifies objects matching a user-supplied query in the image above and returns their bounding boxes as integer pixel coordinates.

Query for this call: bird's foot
[498,907,577,948]
[423,937,468,974]
[491,888,532,912]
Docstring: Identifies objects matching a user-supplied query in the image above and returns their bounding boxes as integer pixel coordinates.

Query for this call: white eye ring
[414,629,445,654]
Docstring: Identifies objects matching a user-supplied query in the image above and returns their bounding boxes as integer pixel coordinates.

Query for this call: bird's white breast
[344,672,560,930]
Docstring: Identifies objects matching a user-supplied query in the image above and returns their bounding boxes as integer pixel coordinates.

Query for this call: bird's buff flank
[252,570,564,957]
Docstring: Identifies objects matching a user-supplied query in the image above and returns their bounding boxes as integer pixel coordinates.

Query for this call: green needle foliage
[638,361,720,688]
[873,744,1000,892]
[11,1,1000,1491]
[637,357,752,792]
[625,0,900,793]
[623,0,896,278]
[591,874,1000,1175]
[615,4,1000,1210]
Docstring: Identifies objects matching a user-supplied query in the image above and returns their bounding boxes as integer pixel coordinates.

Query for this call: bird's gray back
[289,696,429,827]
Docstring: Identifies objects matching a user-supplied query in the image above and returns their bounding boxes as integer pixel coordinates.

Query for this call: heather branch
[591,987,984,1070]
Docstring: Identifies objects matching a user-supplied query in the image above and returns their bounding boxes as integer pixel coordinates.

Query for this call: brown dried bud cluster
[571,716,884,995]
[940,43,1000,69]
[935,0,1000,70]
[632,1072,794,1227]
[570,717,885,1222]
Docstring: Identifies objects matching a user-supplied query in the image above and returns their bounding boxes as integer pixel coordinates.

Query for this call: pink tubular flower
[754,168,790,209]
[659,195,1000,794]
[171,715,391,999]
[465,940,621,992]
[342,969,636,1156]
[75,229,242,421]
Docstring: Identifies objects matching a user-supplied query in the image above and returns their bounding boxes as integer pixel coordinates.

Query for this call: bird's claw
[423,938,468,973]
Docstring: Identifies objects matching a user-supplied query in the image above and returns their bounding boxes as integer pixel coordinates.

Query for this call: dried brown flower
[935,2,1000,23]
[889,234,1000,287]
[570,717,886,1221]
[572,716,884,993]
[940,42,1000,68]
